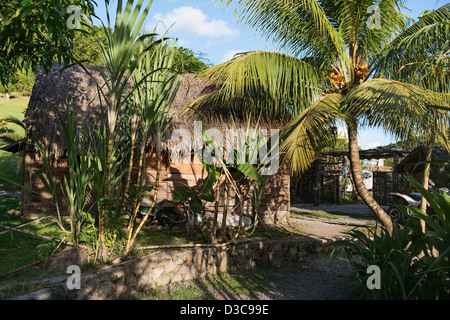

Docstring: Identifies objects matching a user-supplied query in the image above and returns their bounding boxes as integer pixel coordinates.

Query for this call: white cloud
[220,49,245,63]
[153,6,240,39]
[366,142,383,150]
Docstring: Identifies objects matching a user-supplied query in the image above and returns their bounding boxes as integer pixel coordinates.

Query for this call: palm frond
[344,78,450,142]
[218,0,350,74]
[1,116,25,130]
[321,0,410,62]
[280,93,343,174]
[373,3,450,84]
[194,50,326,119]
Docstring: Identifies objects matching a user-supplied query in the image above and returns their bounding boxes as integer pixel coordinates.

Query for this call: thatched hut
[394,146,450,190]
[21,63,290,224]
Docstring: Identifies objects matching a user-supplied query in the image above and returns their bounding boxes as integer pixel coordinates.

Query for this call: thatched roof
[395,146,450,174]
[25,63,282,161]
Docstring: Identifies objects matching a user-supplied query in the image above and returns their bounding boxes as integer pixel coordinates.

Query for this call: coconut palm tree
[188,1,450,234]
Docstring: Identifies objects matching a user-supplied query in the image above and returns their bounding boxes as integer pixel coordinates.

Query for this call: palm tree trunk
[347,122,393,235]
[420,132,435,233]
[220,186,229,241]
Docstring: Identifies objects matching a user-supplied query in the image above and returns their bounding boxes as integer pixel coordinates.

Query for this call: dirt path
[203,204,377,300]
[290,203,380,240]
[232,204,379,300]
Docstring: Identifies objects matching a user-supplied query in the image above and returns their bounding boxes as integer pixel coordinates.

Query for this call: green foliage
[199,1,450,175]
[0,0,101,86]
[57,103,97,248]
[331,173,450,300]
[173,189,215,216]
[0,68,35,96]
[403,174,450,254]
[172,47,212,74]
[72,21,109,66]
[36,240,58,263]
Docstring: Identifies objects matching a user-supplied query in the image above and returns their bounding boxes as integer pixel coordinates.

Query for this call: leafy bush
[331,176,450,300]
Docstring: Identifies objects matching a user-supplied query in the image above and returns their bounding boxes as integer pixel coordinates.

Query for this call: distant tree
[0,0,102,86]
[72,22,110,66]
[0,67,35,97]
[173,47,213,74]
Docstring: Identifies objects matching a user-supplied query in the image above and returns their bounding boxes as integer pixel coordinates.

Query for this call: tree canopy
[0,0,102,86]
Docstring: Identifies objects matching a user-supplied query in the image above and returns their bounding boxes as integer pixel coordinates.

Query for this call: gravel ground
[208,251,359,300]
[203,204,378,301]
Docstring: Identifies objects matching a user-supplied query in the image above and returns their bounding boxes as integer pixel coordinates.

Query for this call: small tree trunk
[98,137,112,261]
[420,132,435,233]
[220,186,229,241]
[347,122,393,235]
[313,159,322,206]
[210,180,221,244]
[126,132,162,253]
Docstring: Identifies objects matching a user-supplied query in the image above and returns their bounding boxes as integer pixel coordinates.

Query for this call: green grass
[291,209,370,221]
[0,94,28,134]
[0,196,66,276]
[0,151,23,191]
[0,94,29,116]
[0,95,28,191]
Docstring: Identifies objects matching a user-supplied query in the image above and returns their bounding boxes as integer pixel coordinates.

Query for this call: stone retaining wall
[15,237,336,300]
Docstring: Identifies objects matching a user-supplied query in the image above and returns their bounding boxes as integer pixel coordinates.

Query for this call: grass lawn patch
[0,94,28,136]
[0,95,29,119]
[291,209,370,221]
[0,196,68,283]
[0,150,23,191]
[0,94,28,191]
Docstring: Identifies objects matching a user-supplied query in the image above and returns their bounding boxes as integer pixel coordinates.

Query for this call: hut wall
[22,143,68,218]
[21,147,290,224]
[373,172,406,206]
[142,162,290,223]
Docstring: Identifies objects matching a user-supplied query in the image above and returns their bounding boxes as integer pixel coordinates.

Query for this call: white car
[346,171,373,192]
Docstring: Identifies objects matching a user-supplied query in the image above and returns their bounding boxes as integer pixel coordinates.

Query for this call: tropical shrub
[331,176,450,300]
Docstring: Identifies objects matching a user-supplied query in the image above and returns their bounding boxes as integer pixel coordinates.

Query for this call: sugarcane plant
[124,40,181,254]
[81,0,170,260]
[55,103,96,249]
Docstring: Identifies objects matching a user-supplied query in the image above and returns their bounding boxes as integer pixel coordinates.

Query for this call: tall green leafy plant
[56,103,96,249]
[124,40,181,254]
[195,114,279,242]
[403,174,450,256]
[29,102,98,250]
[82,0,162,260]
[331,172,450,300]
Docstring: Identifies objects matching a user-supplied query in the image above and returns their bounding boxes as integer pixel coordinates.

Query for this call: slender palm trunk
[220,186,229,241]
[347,122,393,235]
[420,132,435,232]
[210,180,221,244]
[124,115,138,198]
[124,136,136,197]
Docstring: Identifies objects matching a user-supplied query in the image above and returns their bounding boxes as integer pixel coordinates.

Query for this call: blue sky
[92,0,446,149]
